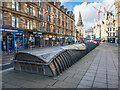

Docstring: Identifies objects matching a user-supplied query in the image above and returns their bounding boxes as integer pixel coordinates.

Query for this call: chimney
[65,8,67,13]
[60,5,64,10]
[67,11,71,16]
[56,1,61,8]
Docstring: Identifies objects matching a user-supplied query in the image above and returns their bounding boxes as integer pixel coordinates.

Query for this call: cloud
[73,0,115,30]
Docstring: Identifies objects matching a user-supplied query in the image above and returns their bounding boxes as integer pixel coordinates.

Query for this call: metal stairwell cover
[13,42,99,76]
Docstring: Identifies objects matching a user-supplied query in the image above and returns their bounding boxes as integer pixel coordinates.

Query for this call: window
[1,1,3,6]
[47,25,50,32]
[16,2,19,11]
[27,20,33,30]
[1,13,3,26]
[58,12,60,18]
[27,5,33,16]
[65,30,67,34]
[62,29,64,34]
[65,17,67,21]
[68,23,70,29]
[38,0,42,7]
[30,20,33,30]
[47,5,50,12]
[27,6,29,14]
[110,28,111,31]
[27,20,29,29]
[62,21,64,27]
[47,15,50,22]
[16,17,19,28]
[58,28,60,34]
[53,9,56,15]
[38,10,39,18]
[66,22,67,28]
[12,16,15,27]
[119,7,120,12]
[12,0,15,10]
[40,23,43,31]
[12,0,19,11]
[62,14,64,20]
[71,32,73,36]
[113,33,115,36]
[110,33,111,36]
[12,16,19,28]
[53,18,56,23]
[71,20,73,24]
[38,10,43,19]
[30,8,33,15]
[113,28,115,31]
[37,22,39,30]
[71,26,73,30]
[58,19,60,25]
[53,26,56,33]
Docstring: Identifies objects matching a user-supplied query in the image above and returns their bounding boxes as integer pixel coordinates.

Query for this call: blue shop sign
[0,28,24,33]
[69,36,75,39]
[69,36,72,38]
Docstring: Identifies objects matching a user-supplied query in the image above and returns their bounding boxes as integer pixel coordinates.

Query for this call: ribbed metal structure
[12,42,99,76]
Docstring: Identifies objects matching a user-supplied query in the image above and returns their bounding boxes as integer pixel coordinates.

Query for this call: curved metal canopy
[13,42,99,76]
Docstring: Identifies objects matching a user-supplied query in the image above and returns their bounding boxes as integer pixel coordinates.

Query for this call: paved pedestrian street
[1,44,118,89]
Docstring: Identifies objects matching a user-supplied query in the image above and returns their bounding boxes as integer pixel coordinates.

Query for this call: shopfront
[33,32,44,48]
[65,36,68,44]
[26,31,44,48]
[1,28,24,51]
[68,36,75,44]
[45,34,56,46]
[57,35,64,44]
[107,37,115,43]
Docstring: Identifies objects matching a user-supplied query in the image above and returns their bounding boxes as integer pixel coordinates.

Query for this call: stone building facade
[101,12,116,43]
[0,1,75,51]
[115,0,120,43]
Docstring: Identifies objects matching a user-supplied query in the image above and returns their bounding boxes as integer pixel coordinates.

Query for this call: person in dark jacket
[68,40,71,45]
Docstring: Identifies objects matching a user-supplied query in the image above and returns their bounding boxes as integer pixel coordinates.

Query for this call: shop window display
[15,37,23,49]
[1,28,24,52]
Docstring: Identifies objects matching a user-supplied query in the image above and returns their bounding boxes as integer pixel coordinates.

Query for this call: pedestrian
[68,40,71,45]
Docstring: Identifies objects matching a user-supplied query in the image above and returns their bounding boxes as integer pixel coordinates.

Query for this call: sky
[60,0,115,30]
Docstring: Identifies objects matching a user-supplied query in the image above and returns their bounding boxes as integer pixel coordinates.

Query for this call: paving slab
[1,43,118,89]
